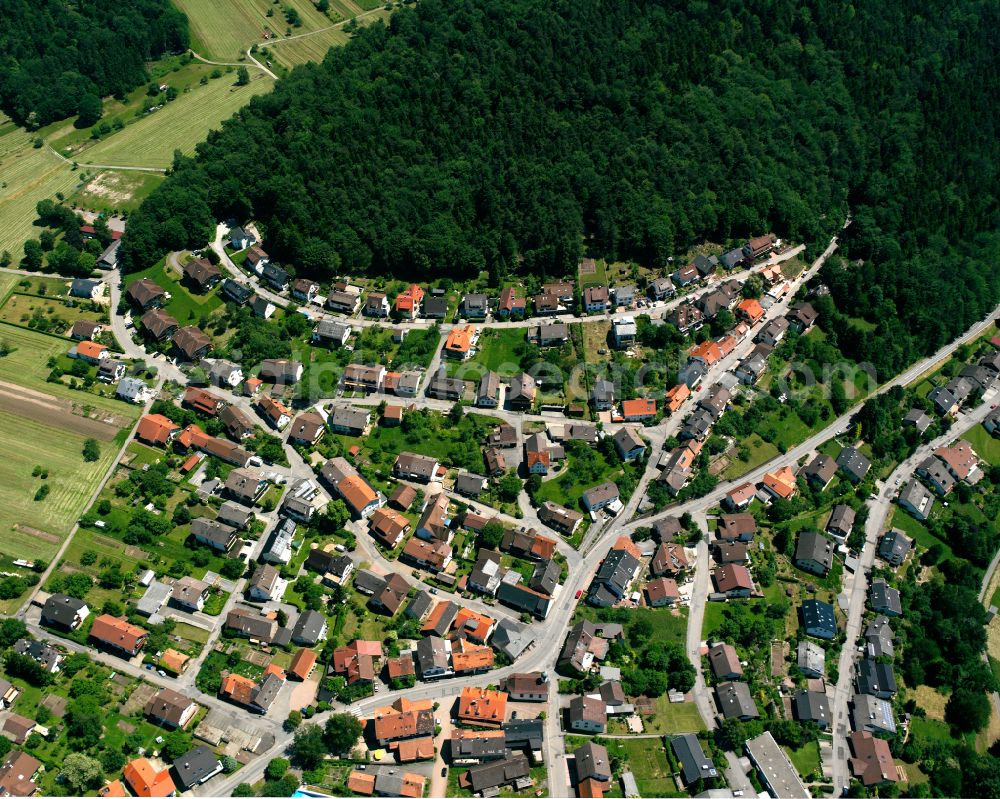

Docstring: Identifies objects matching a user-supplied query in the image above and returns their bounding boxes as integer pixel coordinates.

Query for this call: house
[583,285,610,313]
[672,264,699,287]
[538,501,583,536]
[135,413,180,447]
[70,339,108,364]
[182,257,222,292]
[793,690,830,729]
[827,504,856,540]
[582,481,620,513]
[228,227,255,249]
[797,640,825,677]
[259,262,288,291]
[869,579,902,616]
[801,599,837,639]
[324,289,360,315]
[458,687,507,728]
[591,379,615,411]
[221,278,253,305]
[363,291,390,317]
[394,451,439,482]
[587,549,640,607]
[145,688,198,729]
[484,447,506,477]
[0,678,17,711]
[312,319,351,347]
[262,516,297,564]
[191,518,239,554]
[720,247,745,270]
[849,731,899,787]
[173,326,211,361]
[708,642,743,680]
[558,621,609,673]
[644,576,680,607]
[535,321,571,347]
[224,608,277,642]
[393,284,424,318]
[415,635,453,679]
[425,371,464,401]
[208,359,243,388]
[369,507,410,548]
[368,573,410,616]
[258,394,291,430]
[501,673,549,703]
[291,609,328,645]
[761,465,797,500]
[287,411,326,445]
[735,344,771,384]
[290,278,319,304]
[171,575,209,612]
[123,758,176,798]
[689,340,722,367]
[716,681,759,720]
[794,531,835,575]
[172,746,222,792]
[679,408,714,441]
[471,370,502,408]
[929,439,982,487]
[837,447,872,483]
[613,426,645,462]
[648,276,675,300]
[743,233,776,260]
[787,302,818,333]
[801,453,837,490]
[388,483,418,511]
[984,406,1000,436]
[69,319,103,340]
[903,408,933,433]
[497,582,551,620]
[401,537,452,572]
[328,405,370,435]
[568,695,607,733]
[382,404,403,426]
[897,479,934,521]
[856,659,897,700]
[242,244,269,272]
[507,373,537,411]
[658,440,702,495]
[713,564,753,597]
[529,559,561,596]
[225,468,268,504]
[613,284,636,307]
[415,492,451,542]
[259,358,302,385]
[664,383,690,415]
[248,563,285,602]
[620,398,656,421]
[444,324,477,359]
[216,406,253,442]
[851,693,896,736]
[865,616,895,659]
[714,541,748,565]
[458,754,529,795]
[878,529,911,566]
[97,358,126,383]
[127,278,166,310]
[525,432,552,475]
[0,750,41,797]
[250,296,275,319]
[737,297,765,324]
[651,542,689,577]
[12,639,61,674]
[220,672,282,714]
[718,513,756,542]
[183,387,225,417]
[497,287,526,317]
[755,317,789,347]
[455,471,488,498]
[90,614,147,656]
[332,640,382,684]
[672,734,717,785]
[667,303,704,335]
[469,550,504,596]
[450,729,507,764]
[725,482,756,511]
[462,293,489,319]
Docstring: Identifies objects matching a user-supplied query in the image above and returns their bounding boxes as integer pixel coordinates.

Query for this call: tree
[265,758,289,781]
[946,687,991,733]
[480,519,505,550]
[221,755,238,773]
[65,695,104,748]
[221,558,245,579]
[236,66,250,86]
[284,711,302,733]
[496,472,522,503]
[290,723,326,769]
[3,652,50,686]
[82,438,100,461]
[21,239,43,271]
[233,784,255,797]
[100,749,126,773]
[60,753,102,793]
[162,730,192,760]
[0,618,27,649]
[323,713,362,755]
[76,94,103,127]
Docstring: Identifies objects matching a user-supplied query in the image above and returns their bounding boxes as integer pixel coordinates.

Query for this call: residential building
[672,734,717,785]
[127,278,166,310]
[582,481,620,513]
[501,673,549,703]
[477,371,501,407]
[90,615,147,656]
[170,575,209,612]
[568,695,606,733]
[718,513,756,542]
[173,326,211,361]
[0,750,40,797]
[827,504,856,540]
[312,319,352,347]
[837,447,872,483]
[136,413,180,447]
[801,453,837,490]
[172,746,222,792]
[123,758,175,798]
[716,681,759,720]
[620,398,656,421]
[708,642,743,680]
[444,324,477,359]
[856,659,897,700]
[291,610,328,645]
[328,405,370,435]
[182,257,221,291]
[713,564,753,597]
[497,582,552,620]
[865,616,895,659]
[462,293,489,319]
[191,518,239,554]
[848,731,899,787]
[538,501,583,536]
[583,285,610,313]
[613,426,645,462]
[394,451,439,482]
[260,358,302,385]
[869,579,902,616]
[587,549,640,607]
[801,599,837,639]
[897,479,934,521]
[745,732,810,799]
[644,576,679,607]
[851,693,896,736]
[507,373,537,410]
[591,379,615,411]
[794,531,835,575]
[878,529,911,566]
[650,542,689,577]
[11,639,61,674]
[458,687,507,728]
[793,690,830,729]
[797,640,825,677]
[140,308,178,340]
[145,688,198,730]
[755,317,789,347]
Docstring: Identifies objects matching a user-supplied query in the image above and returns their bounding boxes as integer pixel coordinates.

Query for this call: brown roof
[714,564,753,593]
[346,771,375,795]
[644,576,679,604]
[651,542,689,575]
[90,614,146,652]
[144,687,195,727]
[140,308,178,339]
[0,750,41,798]
[290,648,317,680]
[127,278,165,308]
[173,326,212,360]
[386,653,415,679]
[220,673,257,705]
[389,483,417,510]
[718,513,757,539]
[1,715,34,744]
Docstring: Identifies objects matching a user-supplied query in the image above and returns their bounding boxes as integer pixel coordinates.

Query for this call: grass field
[0,120,83,260]
[643,697,707,734]
[80,69,274,169]
[124,256,224,323]
[0,293,104,332]
[0,407,120,563]
[268,8,393,69]
[783,740,821,780]
[68,170,164,214]
[964,424,1000,466]
[889,506,954,560]
[175,0,349,60]
[567,737,683,798]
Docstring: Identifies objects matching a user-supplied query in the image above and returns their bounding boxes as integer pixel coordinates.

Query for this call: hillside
[0,0,189,127]
[122,0,999,368]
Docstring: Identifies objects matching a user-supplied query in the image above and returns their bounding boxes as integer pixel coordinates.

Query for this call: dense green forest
[0,0,188,126]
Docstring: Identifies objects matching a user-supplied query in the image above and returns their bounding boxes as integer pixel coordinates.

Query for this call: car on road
[575,589,582,599]
[441,767,447,777]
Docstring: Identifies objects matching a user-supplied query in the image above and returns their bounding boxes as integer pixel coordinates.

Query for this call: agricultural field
[174,0,351,60]
[0,119,83,260]
[0,293,105,334]
[0,405,122,580]
[80,68,275,169]
[268,28,351,69]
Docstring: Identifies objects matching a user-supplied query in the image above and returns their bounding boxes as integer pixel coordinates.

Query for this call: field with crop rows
[81,70,274,168]
[0,119,83,260]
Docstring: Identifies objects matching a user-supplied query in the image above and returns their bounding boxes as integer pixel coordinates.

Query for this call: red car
[575,589,583,599]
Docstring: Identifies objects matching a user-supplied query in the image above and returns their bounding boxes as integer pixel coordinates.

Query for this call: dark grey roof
[678,360,707,388]
[868,579,902,615]
[827,504,855,537]
[172,745,221,790]
[590,549,639,595]
[793,690,830,725]
[455,472,487,496]
[497,582,551,619]
[716,681,759,719]
[450,730,507,761]
[856,659,897,697]
[652,516,683,541]
[801,599,837,636]
[353,569,385,595]
[529,559,560,596]
[795,531,835,571]
[41,594,88,628]
[492,618,534,660]
[504,718,544,751]
[878,529,912,563]
[574,741,611,783]
[903,408,933,431]
[837,447,872,481]
[672,734,717,784]
[251,672,283,711]
[464,753,530,793]
[405,590,435,619]
[291,610,327,644]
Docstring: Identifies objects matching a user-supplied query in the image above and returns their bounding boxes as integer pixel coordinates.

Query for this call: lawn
[0,119,82,260]
[783,740,821,781]
[0,292,105,334]
[701,601,728,638]
[722,433,780,480]
[124,256,223,324]
[174,0,348,60]
[567,736,683,798]
[447,327,527,377]
[889,507,954,561]
[0,406,120,595]
[573,605,689,646]
[964,424,1000,466]
[533,444,627,510]
[79,68,275,169]
[910,716,953,747]
[642,696,707,734]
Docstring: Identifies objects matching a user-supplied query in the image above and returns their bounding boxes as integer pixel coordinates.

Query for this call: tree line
[0,0,189,127]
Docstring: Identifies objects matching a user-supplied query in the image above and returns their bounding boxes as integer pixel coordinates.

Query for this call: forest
[0,0,189,127]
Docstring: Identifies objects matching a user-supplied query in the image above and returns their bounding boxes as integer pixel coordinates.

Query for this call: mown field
[80,69,275,169]
[267,7,393,69]
[0,119,83,260]
[0,405,121,576]
[174,0,351,60]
